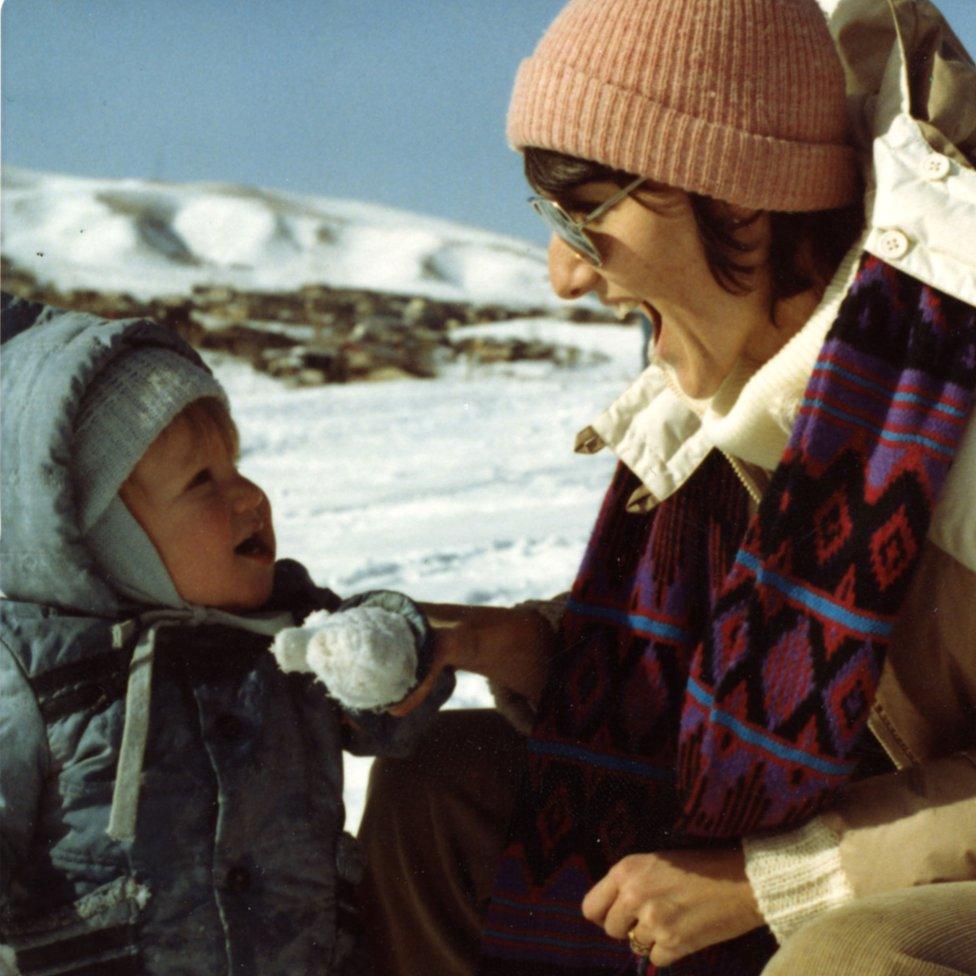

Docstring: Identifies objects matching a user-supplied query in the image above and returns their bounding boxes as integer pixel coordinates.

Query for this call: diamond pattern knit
[479,256,976,976]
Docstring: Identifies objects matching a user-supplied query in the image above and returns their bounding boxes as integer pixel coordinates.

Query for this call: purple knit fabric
[479,255,976,976]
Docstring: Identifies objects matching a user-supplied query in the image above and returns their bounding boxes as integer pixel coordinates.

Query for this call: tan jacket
[575,0,976,943]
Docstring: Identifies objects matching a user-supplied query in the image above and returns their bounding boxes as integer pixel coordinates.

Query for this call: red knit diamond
[763,620,815,726]
[824,651,876,753]
[814,490,853,564]
[537,781,575,857]
[597,796,640,861]
[869,504,918,591]
[715,602,750,671]
[567,648,609,718]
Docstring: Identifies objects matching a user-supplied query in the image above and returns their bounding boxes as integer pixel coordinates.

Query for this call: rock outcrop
[1,259,627,384]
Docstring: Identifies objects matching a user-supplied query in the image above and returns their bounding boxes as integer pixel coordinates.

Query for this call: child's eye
[185,469,212,491]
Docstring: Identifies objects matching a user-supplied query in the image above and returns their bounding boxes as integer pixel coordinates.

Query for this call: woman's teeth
[614,302,640,321]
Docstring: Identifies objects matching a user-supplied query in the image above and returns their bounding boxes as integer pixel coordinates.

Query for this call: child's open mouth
[235,531,274,563]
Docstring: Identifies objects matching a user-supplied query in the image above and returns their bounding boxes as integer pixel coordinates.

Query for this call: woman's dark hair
[524,147,863,307]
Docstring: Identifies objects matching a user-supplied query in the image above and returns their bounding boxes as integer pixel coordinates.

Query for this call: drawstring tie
[107,607,292,844]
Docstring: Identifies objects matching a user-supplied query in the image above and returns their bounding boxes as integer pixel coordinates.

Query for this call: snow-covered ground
[3,168,643,832]
[216,320,637,830]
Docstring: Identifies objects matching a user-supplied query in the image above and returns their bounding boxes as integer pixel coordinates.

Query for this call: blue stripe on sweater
[801,397,955,456]
[735,550,893,638]
[814,360,968,417]
[565,596,691,643]
[686,677,854,777]
[528,739,673,780]
[490,897,584,919]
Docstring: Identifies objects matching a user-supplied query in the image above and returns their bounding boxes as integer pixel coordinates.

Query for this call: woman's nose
[548,235,600,300]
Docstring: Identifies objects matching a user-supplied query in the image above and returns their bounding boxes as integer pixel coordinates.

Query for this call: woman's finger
[627,926,654,959]
[581,872,619,926]
[602,895,639,940]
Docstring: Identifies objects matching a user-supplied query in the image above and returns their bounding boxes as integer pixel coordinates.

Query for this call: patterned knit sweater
[478,256,976,976]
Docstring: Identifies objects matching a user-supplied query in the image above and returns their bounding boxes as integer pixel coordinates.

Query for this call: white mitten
[271,623,315,673]
[271,606,418,710]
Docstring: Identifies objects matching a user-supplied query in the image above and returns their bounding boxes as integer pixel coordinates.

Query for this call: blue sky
[3,0,975,249]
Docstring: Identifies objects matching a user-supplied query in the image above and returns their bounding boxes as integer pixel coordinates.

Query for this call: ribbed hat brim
[508,57,859,212]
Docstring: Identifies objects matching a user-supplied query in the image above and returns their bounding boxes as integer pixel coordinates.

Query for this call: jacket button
[224,866,251,891]
[878,229,910,261]
[921,152,951,181]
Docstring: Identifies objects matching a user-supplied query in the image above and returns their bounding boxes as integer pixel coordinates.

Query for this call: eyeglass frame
[528,175,645,267]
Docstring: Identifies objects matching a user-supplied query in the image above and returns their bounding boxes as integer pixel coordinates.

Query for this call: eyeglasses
[528,175,645,266]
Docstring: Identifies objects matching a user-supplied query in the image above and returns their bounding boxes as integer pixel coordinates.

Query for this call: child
[0,294,453,976]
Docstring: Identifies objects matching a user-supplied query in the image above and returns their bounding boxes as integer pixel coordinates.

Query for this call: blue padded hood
[1,294,217,616]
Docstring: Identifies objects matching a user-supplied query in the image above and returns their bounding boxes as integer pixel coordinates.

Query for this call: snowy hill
[2,167,563,308]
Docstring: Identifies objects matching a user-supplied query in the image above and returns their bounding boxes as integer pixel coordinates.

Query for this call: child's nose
[230,477,265,514]
[547,235,600,300]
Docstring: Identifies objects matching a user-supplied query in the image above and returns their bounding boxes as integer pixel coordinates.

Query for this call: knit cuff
[742,818,854,944]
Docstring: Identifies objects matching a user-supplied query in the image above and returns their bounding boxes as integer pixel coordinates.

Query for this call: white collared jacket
[571,0,976,943]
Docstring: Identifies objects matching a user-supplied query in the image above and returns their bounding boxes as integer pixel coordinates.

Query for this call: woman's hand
[388,603,555,717]
[582,848,764,967]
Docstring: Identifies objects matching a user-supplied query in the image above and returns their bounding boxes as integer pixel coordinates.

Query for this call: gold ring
[628,928,652,957]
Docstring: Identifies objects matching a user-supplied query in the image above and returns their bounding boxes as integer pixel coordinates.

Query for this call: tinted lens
[530,198,601,265]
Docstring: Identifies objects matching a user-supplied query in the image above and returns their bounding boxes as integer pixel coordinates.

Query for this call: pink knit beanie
[507,0,858,212]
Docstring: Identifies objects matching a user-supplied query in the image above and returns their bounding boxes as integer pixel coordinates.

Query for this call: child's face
[120,411,276,611]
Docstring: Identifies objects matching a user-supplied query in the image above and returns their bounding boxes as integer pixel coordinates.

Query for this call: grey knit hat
[72,345,228,609]
[73,346,227,534]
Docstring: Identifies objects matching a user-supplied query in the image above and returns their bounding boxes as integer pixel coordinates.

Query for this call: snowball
[301,610,333,629]
[270,626,312,673]
[270,606,419,710]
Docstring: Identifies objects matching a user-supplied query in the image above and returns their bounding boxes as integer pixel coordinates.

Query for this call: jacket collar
[836,0,976,307]
[576,238,866,510]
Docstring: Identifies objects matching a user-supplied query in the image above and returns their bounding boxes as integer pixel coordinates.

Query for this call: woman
[359,1,976,974]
